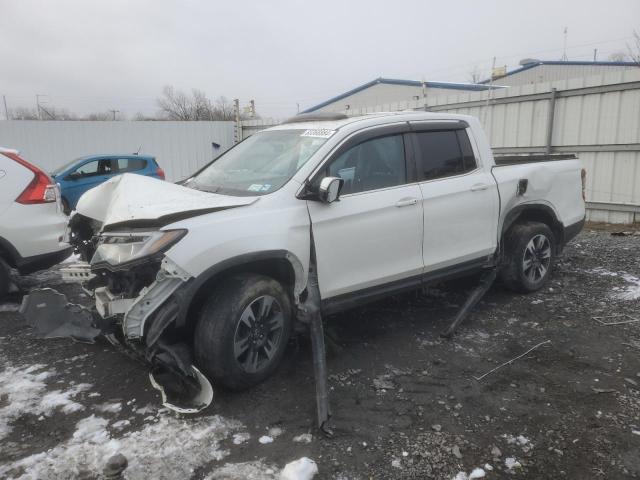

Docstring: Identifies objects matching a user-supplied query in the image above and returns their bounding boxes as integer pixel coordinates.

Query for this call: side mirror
[66,172,81,181]
[318,177,344,203]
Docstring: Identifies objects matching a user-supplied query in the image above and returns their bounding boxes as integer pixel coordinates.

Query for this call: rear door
[411,122,498,272]
[306,125,424,301]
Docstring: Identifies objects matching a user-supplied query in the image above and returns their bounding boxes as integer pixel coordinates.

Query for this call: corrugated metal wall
[344,68,640,223]
[0,120,235,182]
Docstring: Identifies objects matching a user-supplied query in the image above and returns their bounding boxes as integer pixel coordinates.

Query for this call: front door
[306,130,424,301]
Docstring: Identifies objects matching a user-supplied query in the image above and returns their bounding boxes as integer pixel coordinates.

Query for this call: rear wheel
[194,273,292,391]
[500,222,555,293]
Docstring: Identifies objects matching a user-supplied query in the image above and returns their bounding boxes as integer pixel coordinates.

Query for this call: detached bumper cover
[19,286,213,414]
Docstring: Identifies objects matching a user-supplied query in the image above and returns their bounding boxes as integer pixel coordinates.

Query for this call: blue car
[51,154,165,214]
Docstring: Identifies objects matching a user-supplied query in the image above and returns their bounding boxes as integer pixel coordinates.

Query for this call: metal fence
[0,120,235,182]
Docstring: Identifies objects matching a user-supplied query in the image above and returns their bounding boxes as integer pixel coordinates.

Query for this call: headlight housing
[91,229,187,268]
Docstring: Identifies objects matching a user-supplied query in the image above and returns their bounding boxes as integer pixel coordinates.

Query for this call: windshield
[185,129,330,196]
[51,156,87,176]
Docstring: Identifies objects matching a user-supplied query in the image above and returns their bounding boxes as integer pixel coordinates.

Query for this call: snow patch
[259,435,274,444]
[206,461,278,479]
[616,273,640,301]
[505,457,522,470]
[0,363,91,440]
[293,433,312,444]
[0,413,243,479]
[233,432,250,445]
[280,457,318,480]
[0,303,19,312]
[96,402,122,413]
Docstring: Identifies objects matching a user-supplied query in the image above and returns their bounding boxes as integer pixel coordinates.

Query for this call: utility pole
[109,109,120,120]
[233,98,240,144]
[593,48,598,61]
[249,99,255,118]
[2,95,9,120]
[296,102,300,114]
[561,27,568,61]
[36,94,44,120]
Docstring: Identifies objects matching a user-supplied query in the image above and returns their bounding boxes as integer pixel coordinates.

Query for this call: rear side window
[327,134,406,195]
[116,158,147,172]
[415,130,477,181]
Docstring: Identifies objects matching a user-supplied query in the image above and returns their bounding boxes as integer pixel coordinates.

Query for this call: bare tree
[213,96,235,120]
[627,30,640,65]
[83,112,112,121]
[608,51,629,62]
[156,87,240,121]
[468,66,482,84]
[157,86,194,120]
[10,107,39,120]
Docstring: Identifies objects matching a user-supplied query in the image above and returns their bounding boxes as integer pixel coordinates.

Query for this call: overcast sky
[1,0,638,118]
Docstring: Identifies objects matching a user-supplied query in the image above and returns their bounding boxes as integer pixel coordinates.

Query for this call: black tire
[61,198,71,216]
[194,273,292,391]
[0,258,10,300]
[499,221,555,293]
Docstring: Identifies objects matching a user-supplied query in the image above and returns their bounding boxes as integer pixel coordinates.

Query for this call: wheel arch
[0,236,19,268]
[176,250,306,331]
[500,203,564,252]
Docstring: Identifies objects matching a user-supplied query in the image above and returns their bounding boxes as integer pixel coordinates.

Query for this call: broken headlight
[91,230,187,267]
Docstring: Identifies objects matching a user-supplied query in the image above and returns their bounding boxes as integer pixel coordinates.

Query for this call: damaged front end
[20,218,213,413]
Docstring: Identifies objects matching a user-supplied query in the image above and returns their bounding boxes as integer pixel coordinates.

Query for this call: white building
[301,78,496,113]
[488,59,639,87]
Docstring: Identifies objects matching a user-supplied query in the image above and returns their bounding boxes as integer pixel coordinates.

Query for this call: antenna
[135,145,142,155]
[561,27,568,61]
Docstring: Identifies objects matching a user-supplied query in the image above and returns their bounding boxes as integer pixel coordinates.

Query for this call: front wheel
[194,273,292,391]
[499,222,555,293]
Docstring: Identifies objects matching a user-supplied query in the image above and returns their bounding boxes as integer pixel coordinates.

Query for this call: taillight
[581,168,587,201]
[3,151,57,204]
[156,166,166,180]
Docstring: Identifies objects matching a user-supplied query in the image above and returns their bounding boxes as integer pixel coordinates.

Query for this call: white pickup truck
[22,111,586,411]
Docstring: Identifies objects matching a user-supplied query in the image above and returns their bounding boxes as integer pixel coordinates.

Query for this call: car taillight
[581,168,587,201]
[156,166,166,180]
[3,151,57,204]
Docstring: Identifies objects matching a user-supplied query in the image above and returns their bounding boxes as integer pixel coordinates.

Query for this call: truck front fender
[175,250,306,329]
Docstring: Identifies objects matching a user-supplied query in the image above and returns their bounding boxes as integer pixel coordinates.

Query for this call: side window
[74,159,115,177]
[457,130,477,171]
[327,135,406,195]
[415,130,476,181]
[116,158,146,172]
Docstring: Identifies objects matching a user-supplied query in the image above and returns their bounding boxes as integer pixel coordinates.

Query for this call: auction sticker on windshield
[301,129,335,138]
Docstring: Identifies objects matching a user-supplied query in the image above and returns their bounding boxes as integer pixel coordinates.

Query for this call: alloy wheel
[522,234,552,283]
[233,295,284,373]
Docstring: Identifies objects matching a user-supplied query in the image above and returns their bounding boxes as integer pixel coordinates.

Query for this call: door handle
[395,198,418,207]
[470,183,490,192]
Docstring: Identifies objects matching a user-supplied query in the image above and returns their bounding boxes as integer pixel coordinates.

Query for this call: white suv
[0,147,71,297]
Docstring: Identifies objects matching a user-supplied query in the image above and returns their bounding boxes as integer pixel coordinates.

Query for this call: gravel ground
[0,229,639,479]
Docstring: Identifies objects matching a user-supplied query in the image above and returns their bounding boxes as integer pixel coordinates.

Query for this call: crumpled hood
[75,173,258,229]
